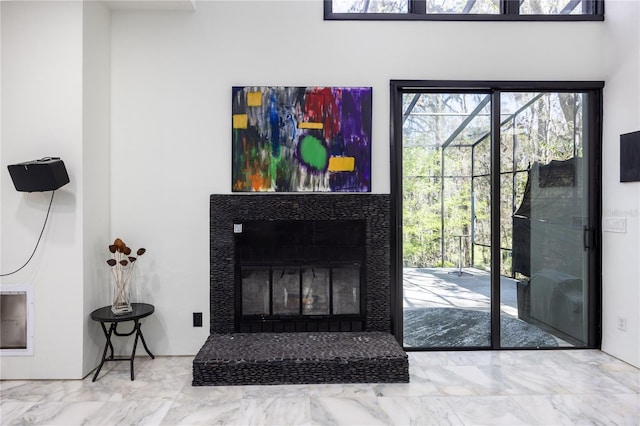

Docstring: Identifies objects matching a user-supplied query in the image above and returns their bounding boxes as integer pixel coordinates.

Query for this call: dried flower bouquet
[107,238,146,314]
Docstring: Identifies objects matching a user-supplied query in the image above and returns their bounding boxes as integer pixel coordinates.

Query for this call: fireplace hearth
[193,332,409,386]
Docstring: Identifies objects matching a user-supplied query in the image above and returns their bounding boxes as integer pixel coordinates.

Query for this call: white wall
[81,1,112,376]
[1,1,85,378]
[600,0,640,367]
[1,0,637,379]
[110,0,639,366]
[1,0,113,379]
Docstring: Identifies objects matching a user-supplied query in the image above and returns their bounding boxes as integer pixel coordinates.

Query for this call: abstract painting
[232,86,372,192]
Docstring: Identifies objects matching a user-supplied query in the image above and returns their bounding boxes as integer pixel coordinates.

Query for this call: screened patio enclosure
[396,84,601,350]
[402,92,493,273]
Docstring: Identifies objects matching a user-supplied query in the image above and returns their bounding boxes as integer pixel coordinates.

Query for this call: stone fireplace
[194,193,408,386]
[209,194,392,334]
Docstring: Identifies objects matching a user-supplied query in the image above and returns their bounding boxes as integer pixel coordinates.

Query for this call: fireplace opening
[234,220,365,332]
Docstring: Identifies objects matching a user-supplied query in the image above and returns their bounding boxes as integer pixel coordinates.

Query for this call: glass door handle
[583,226,596,250]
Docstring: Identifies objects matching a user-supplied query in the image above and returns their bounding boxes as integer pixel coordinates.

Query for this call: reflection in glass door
[393,82,602,350]
[501,92,591,347]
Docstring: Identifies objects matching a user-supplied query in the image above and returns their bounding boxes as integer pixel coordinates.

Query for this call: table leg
[129,320,155,380]
[137,323,155,359]
[130,320,140,380]
[93,322,116,382]
[105,323,115,359]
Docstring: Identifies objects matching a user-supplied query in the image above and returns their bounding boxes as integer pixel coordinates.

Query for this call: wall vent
[0,285,34,356]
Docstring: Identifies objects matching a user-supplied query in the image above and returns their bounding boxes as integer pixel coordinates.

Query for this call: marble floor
[1,350,639,425]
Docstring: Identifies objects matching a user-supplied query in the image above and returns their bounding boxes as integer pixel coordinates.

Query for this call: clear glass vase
[111,277,133,315]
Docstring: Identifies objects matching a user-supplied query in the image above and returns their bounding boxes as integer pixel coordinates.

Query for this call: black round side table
[90,303,155,381]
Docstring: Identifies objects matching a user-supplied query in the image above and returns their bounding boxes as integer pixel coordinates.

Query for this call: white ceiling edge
[103,0,196,12]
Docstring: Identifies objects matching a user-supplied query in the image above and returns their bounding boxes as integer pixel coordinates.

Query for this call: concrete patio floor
[403,267,519,317]
[402,267,572,347]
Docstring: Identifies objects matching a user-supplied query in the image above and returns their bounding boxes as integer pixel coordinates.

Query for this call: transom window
[325,0,604,20]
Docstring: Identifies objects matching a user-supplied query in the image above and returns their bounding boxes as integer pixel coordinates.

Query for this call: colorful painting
[232,86,372,192]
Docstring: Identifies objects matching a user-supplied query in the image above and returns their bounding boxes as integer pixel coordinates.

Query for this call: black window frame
[324,0,604,21]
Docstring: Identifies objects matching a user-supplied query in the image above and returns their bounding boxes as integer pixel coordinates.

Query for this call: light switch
[233,223,243,233]
[602,217,626,233]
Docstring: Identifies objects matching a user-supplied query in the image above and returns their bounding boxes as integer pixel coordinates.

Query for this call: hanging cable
[1,191,55,277]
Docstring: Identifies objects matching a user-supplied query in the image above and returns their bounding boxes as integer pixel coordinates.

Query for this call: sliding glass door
[400,91,493,348]
[391,82,602,350]
[499,91,594,348]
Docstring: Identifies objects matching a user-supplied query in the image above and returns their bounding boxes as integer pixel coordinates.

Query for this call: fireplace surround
[210,194,392,334]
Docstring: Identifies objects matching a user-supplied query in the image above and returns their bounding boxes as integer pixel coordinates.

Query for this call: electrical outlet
[193,312,203,327]
[617,316,627,332]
